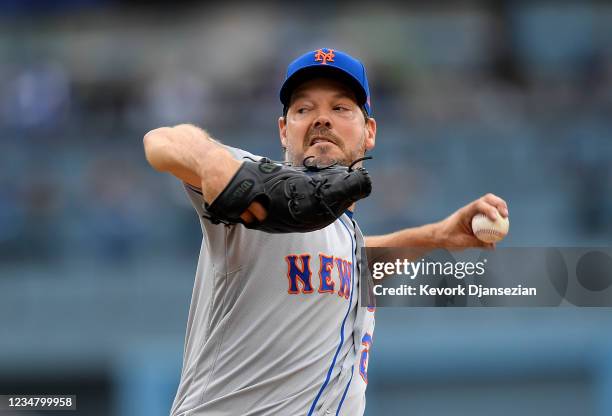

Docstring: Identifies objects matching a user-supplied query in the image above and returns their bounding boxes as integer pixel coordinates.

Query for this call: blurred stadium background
[1,1,611,415]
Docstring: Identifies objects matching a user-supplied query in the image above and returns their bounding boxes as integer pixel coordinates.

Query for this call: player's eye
[296,107,309,114]
[334,106,349,112]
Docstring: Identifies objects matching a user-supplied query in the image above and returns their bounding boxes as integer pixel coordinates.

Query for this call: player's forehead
[289,77,358,105]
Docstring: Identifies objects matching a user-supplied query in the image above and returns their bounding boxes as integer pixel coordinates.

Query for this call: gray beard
[285,145,366,168]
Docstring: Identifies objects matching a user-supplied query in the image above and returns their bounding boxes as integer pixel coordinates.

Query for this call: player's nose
[313,113,332,129]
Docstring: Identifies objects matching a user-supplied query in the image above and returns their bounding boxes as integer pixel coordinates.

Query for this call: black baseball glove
[204,156,372,233]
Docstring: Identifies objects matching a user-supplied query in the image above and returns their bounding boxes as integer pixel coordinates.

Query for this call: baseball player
[143,48,509,415]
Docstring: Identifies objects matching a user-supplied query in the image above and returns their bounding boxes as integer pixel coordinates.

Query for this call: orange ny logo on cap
[314,48,335,65]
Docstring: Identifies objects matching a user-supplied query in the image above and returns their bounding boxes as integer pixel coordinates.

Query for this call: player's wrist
[428,221,449,248]
[200,155,242,203]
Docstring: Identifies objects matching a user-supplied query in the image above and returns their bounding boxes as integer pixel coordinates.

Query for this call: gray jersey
[170,146,375,416]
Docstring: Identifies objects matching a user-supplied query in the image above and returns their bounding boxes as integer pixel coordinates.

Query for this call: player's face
[279,78,376,167]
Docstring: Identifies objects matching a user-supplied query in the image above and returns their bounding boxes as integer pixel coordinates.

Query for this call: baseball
[471,211,509,243]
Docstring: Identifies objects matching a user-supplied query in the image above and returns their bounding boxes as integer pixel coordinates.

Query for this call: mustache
[303,126,343,148]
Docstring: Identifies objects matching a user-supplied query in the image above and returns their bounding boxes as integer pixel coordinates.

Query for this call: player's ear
[278,116,288,148]
[364,117,376,151]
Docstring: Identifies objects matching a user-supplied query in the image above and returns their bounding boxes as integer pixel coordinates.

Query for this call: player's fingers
[240,210,255,223]
[461,234,495,250]
[472,199,500,221]
[469,233,495,249]
[248,201,268,222]
[482,193,509,217]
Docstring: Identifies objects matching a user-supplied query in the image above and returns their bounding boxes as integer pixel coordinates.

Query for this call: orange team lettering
[314,48,335,65]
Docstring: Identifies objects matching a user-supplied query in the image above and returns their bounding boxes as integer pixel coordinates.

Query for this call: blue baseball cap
[280,48,371,116]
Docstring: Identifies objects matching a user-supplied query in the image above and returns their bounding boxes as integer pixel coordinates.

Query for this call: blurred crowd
[1,1,612,266]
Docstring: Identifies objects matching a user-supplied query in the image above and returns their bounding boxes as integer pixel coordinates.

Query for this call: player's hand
[433,193,509,250]
[240,201,268,223]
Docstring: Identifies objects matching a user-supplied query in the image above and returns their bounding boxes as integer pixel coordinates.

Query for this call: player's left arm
[364,193,509,250]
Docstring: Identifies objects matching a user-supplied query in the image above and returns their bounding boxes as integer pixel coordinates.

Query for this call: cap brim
[280,65,367,108]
